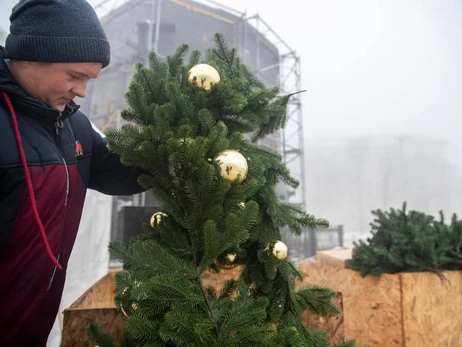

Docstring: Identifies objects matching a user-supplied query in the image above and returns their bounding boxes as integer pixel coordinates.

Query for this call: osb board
[200,266,242,292]
[63,267,343,346]
[62,271,126,347]
[316,248,353,268]
[401,271,462,347]
[61,308,126,347]
[68,271,119,310]
[200,266,344,342]
[302,292,344,345]
[299,263,403,347]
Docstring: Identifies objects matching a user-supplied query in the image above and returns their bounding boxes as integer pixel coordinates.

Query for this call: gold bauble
[120,301,138,318]
[266,240,288,261]
[215,150,248,183]
[150,212,167,228]
[179,137,193,145]
[214,252,238,270]
[238,202,246,208]
[188,63,220,90]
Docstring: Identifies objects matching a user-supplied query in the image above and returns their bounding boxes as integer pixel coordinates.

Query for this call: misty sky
[219,0,462,161]
[87,0,462,224]
[1,0,461,163]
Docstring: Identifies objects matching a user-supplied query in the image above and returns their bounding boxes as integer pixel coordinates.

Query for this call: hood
[0,46,79,122]
[0,46,26,97]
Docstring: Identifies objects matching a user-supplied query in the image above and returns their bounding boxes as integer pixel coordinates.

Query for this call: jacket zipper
[35,112,70,336]
[47,113,69,290]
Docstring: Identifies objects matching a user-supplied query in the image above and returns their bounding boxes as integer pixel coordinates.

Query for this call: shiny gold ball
[188,63,220,90]
[267,240,288,261]
[179,137,193,145]
[238,202,246,208]
[215,150,248,183]
[214,252,238,270]
[120,301,138,318]
[150,212,167,228]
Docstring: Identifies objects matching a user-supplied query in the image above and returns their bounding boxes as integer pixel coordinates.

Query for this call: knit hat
[4,0,111,68]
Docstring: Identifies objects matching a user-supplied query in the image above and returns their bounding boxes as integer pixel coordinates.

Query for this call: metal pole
[295,57,306,208]
[309,228,317,257]
[280,54,289,202]
[144,0,157,206]
[339,225,344,248]
[238,13,246,60]
[146,0,156,65]
[153,0,163,54]
[256,14,260,76]
[243,15,247,65]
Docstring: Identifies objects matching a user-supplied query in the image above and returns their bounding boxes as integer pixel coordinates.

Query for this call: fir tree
[350,202,462,277]
[89,34,353,347]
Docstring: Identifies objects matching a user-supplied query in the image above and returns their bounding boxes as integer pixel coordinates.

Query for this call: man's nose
[72,81,88,98]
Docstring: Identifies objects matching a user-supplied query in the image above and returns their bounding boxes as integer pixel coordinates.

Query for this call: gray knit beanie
[4,0,111,68]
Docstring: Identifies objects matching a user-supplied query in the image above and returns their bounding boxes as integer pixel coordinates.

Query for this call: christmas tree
[350,202,462,277]
[89,34,353,347]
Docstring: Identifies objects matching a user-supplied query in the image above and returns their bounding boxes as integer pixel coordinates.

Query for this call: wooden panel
[401,271,462,347]
[66,266,462,346]
[68,271,118,310]
[61,308,126,347]
[302,292,344,344]
[316,248,353,268]
[63,267,345,346]
[62,271,125,347]
[200,267,242,292]
[298,263,403,347]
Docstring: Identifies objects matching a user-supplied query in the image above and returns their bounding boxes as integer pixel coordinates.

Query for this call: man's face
[18,61,103,112]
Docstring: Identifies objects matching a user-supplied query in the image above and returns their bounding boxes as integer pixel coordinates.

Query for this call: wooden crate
[62,267,344,345]
[302,291,344,345]
[61,271,126,347]
[316,248,352,268]
[298,263,462,347]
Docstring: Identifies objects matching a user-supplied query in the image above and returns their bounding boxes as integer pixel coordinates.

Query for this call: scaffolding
[240,13,306,207]
[93,0,306,208]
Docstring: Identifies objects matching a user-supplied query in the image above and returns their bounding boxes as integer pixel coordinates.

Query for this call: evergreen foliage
[89,33,354,347]
[350,202,462,277]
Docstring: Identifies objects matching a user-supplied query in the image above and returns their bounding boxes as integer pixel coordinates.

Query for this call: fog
[1,0,461,243]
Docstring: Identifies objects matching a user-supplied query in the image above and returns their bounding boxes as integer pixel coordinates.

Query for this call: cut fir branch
[350,202,462,276]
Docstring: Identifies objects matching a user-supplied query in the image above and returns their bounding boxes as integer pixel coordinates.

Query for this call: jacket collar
[0,46,80,123]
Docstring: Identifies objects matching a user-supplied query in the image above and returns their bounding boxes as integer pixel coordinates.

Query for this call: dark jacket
[0,46,146,346]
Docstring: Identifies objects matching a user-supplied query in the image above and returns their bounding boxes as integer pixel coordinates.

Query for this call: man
[0,1,148,345]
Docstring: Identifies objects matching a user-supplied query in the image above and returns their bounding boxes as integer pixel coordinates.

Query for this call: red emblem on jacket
[75,140,83,156]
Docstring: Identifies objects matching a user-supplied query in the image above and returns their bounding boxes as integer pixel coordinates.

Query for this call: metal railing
[282,225,344,263]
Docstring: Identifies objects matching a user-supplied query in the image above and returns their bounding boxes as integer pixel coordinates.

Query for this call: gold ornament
[214,252,239,270]
[215,150,248,183]
[120,301,138,318]
[150,212,167,228]
[188,63,220,90]
[117,283,142,318]
[266,240,288,261]
[238,202,246,208]
[179,137,193,145]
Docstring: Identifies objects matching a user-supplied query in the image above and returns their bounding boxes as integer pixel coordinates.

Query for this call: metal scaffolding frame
[239,13,306,207]
[93,0,306,208]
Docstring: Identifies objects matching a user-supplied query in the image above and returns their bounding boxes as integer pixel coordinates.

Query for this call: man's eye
[69,75,79,80]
